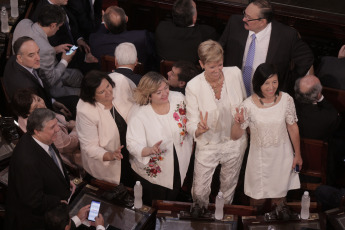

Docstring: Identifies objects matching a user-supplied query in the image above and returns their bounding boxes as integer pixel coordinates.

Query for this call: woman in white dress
[231,63,303,206]
[127,72,193,205]
[185,40,247,210]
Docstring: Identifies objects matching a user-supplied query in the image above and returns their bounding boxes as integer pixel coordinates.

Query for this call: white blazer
[76,74,134,184]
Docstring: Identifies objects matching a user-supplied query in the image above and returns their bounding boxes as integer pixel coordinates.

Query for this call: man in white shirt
[219,0,314,96]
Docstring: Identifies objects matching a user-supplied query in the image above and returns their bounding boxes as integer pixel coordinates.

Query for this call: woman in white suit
[76,70,135,186]
[185,40,247,210]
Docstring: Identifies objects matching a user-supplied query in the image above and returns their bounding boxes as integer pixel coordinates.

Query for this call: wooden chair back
[100,55,146,76]
[322,87,345,114]
[160,60,175,79]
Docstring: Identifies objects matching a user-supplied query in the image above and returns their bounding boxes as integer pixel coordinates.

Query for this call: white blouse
[126,91,193,189]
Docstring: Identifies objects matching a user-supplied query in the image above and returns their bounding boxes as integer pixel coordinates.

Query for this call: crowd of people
[3,0,344,229]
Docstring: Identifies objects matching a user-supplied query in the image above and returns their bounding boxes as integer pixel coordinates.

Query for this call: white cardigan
[126,91,193,189]
[185,67,246,146]
[76,73,134,184]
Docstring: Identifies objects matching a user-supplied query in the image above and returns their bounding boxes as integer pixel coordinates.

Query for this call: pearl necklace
[258,95,278,107]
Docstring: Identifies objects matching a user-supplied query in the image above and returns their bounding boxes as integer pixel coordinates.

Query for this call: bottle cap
[218,191,223,196]
[136,181,141,185]
[304,191,309,196]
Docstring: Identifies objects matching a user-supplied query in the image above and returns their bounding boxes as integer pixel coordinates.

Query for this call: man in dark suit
[89,6,156,70]
[294,75,341,140]
[6,108,76,230]
[316,45,345,90]
[219,0,314,96]
[3,36,77,118]
[155,0,218,64]
[114,42,142,86]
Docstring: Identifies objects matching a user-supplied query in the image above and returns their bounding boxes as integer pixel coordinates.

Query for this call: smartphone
[87,200,101,221]
[66,45,78,55]
[293,165,300,173]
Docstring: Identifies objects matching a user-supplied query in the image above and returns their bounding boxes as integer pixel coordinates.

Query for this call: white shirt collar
[32,136,50,153]
[249,22,272,41]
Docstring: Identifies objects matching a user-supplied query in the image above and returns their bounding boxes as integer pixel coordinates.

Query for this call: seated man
[114,42,142,86]
[89,6,156,70]
[13,4,83,99]
[155,0,218,64]
[167,61,200,95]
[294,75,341,140]
[316,44,345,90]
[4,36,78,118]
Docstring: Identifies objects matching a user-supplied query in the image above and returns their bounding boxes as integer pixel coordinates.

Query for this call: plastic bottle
[10,0,18,18]
[215,191,225,220]
[1,6,9,33]
[134,181,143,209]
[300,191,310,220]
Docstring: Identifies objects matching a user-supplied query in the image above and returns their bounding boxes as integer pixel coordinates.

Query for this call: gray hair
[114,42,137,65]
[294,78,322,104]
[27,108,56,135]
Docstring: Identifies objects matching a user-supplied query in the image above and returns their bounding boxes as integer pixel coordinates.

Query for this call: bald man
[89,6,156,70]
[294,75,340,140]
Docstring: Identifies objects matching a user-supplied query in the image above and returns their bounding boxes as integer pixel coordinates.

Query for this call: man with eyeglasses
[219,0,314,97]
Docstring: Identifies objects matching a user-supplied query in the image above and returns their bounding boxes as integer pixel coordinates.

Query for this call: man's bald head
[103,6,127,34]
[295,75,322,104]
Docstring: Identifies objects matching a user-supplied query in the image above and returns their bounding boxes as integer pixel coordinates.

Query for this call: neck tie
[243,34,256,97]
[48,145,64,175]
[32,69,43,87]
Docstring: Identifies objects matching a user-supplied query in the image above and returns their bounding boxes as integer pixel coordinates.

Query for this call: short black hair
[103,6,127,34]
[11,88,36,118]
[13,36,35,55]
[172,0,195,27]
[80,70,115,105]
[252,63,279,98]
[37,4,66,27]
[173,61,199,83]
[251,0,273,23]
[45,203,70,230]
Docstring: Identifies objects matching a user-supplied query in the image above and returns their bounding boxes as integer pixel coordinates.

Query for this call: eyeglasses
[243,10,262,22]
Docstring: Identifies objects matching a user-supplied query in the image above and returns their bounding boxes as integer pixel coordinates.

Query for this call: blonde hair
[198,40,224,65]
[133,71,168,105]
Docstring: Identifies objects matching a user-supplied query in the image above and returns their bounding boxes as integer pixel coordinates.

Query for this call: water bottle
[1,6,9,33]
[134,181,143,209]
[300,191,310,219]
[10,0,18,18]
[215,191,225,220]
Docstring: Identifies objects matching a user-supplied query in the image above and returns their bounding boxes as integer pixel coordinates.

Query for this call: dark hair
[27,108,56,135]
[252,63,279,98]
[103,6,127,34]
[13,36,34,55]
[80,70,115,105]
[37,4,66,27]
[11,88,36,118]
[294,77,322,104]
[173,61,199,83]
[251,0,273,23]
[45,203,70,230]
[172,0,195,27]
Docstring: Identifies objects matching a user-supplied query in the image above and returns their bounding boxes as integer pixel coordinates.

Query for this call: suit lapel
[266,21,280,63]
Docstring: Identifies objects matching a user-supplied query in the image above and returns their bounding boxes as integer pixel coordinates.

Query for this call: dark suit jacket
[89,24,156,70]
[295,98,341,140]
[115,68,142,86]
[6,133,71,230]
[219,15,314,96]
[155,20,218,64]
[31,0,82,46]
[3,56,53,109]
[316,56,345,91]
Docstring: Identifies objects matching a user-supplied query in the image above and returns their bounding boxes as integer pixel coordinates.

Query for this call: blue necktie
[243,34,256,96]
[49,145,64,175]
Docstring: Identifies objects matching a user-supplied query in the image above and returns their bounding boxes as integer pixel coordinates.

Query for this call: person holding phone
[231,63,302,209]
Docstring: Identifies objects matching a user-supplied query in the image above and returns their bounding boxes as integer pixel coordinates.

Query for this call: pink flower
[173,112,180,121]
[182,117,187,124]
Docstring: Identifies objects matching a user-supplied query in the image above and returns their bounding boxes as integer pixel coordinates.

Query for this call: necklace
[205,73,223,94]
[258,94,278,107]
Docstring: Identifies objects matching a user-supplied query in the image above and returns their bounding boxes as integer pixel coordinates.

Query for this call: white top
[242,23,272,86]
[126,91,193,189]
[76,74,134,184]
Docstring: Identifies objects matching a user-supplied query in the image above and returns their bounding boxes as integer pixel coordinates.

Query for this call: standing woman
[185,40,247,209]
[76,70,135,187]
[231,63,302,206]
[127,72,193,205]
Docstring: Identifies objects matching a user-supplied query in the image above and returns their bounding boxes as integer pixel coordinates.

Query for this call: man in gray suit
[13,4,83,98]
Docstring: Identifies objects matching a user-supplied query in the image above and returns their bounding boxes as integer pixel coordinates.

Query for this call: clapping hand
[234,107,245,124]
[142,140,163,157]
[112,145,124,160]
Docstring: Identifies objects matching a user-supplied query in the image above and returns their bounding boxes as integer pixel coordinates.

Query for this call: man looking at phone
[6,108,76,230]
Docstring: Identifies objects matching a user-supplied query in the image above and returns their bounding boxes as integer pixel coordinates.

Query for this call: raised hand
[234,107,245,124]
[195,111,209,137]
[142,140,163,157]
